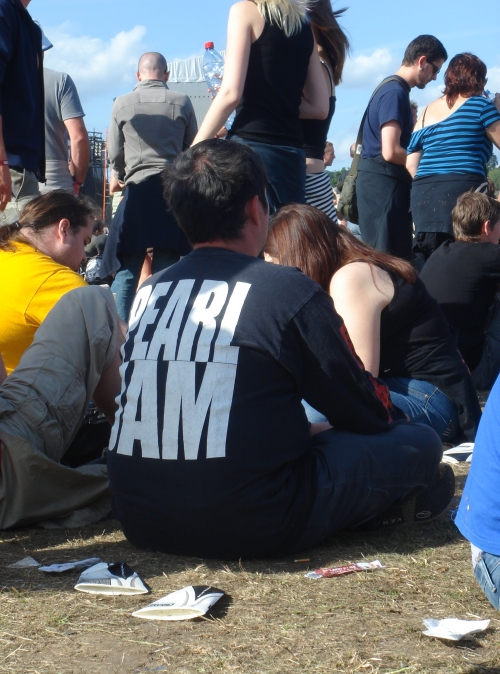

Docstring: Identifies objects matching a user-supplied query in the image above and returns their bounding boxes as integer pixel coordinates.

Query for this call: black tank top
[301,60,336,159]
[228,19,314,148]
[379,272,480,440]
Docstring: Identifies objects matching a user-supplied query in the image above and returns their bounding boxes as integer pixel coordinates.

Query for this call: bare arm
[380,121,408,166]
[486,119,500,151]
[192,2,253,144]
[0,116,11,209]
[298,42,329,120]
[91,319,127,426]
[109,173,125,195]
[329,262,394,377]
[65,117,90,184]
[406,150,422,178]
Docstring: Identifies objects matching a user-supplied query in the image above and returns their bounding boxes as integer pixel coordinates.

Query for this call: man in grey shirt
[102,52,197,321]
[40,67,89,194]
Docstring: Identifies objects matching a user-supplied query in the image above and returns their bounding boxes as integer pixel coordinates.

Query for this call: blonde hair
[254,0,309,37]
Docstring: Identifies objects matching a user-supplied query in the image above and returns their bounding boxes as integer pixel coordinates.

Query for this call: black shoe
[362,463,455,530]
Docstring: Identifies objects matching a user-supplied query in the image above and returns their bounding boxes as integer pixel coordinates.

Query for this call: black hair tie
[13,221,21,230]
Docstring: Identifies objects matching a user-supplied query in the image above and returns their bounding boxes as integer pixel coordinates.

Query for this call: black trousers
[357,157,413,260]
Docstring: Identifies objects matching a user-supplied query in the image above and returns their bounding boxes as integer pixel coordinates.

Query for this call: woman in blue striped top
[407,53,500,264]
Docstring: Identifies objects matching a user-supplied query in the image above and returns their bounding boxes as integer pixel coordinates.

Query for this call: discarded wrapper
[39,557,100,573]
[423,618,490,641]
[442,443,474,464]
[8,556,41,569]
[132,585,224,621]
[305,560,385,579]
[75,562,149,595]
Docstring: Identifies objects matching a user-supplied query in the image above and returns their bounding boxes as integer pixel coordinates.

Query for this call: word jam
[111,279,251,461]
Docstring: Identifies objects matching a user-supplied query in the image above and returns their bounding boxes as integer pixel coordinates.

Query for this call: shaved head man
[103,53,198,320]
[137,52,169,81]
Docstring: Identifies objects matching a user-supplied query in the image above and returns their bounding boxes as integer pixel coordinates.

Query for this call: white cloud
[43,24,147,101]
[342,48,398,89]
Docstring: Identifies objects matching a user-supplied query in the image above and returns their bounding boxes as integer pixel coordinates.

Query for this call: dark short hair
[0,190,97,251]
[444,53,488,107]
[402,35,448,66]
[452,191,500,242]
[92,220,104,235]
[162,139,268,244]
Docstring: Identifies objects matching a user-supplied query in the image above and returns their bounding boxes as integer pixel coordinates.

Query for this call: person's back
[111,83,197,184]
[420,192,500,389]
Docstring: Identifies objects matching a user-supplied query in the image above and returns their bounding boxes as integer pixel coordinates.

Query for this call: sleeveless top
[228,19,314,148]
[379,271,480,440]
[301,60,336,159]
[407,96,500,178]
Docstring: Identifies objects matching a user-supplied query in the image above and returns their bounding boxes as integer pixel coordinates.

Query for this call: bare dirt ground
[1,464,499,674]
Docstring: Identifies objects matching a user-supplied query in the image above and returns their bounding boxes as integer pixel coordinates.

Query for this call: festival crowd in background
[1,0,500,612]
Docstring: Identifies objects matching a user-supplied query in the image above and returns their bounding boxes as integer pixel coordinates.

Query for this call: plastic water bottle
[203,41,236,130]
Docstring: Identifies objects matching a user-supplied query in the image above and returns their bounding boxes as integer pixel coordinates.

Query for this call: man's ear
[416,55,427,70]
[165,71,170,83]
[483,219,492,235]
[136,71,142,82]
[245,195,262,227]
[57,218,71,240]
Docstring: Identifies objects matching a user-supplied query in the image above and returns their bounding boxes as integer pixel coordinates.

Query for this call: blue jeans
[474,552,500,611]
[294,422,442,551]
[230,136,306,213]
[112,248,180,321]
[383,377,459,441]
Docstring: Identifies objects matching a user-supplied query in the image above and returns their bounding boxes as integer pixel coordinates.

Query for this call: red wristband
[0,160,8,166]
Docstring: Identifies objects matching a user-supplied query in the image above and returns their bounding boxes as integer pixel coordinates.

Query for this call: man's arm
[380,121,408,166]
[282,290,404,434]
[107,106,125,181]
[0,116,11,209]
[66,117,90,185]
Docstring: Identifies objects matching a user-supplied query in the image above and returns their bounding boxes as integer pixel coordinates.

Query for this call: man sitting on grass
[421,192,500,390]
[106,139,454,560]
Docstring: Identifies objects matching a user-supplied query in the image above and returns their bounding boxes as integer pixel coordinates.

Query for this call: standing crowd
[1,0,500,612]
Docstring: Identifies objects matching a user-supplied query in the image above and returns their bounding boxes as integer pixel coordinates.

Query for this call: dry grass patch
[1,464,499,674]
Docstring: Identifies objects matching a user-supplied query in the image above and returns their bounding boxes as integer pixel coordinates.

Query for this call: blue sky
[35,0,500,168]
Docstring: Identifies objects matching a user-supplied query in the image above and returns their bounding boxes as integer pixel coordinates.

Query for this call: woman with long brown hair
[301,0,349,221]
[265,203,480,442]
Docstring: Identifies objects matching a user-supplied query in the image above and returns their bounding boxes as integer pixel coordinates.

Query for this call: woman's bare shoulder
[330,263,393,303]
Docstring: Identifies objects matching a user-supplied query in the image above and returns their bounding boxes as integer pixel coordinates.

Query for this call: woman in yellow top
[0,190,94,375]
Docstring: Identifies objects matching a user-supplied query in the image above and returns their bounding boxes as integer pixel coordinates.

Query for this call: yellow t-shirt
[0,242,86,375]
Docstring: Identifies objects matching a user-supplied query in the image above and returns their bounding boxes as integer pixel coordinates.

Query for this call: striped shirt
[407,96,500,178]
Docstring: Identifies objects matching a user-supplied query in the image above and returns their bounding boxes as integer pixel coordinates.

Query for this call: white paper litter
[75,562,149,595]
[443,443,474,463]
[132,585,224,621]
[422,618,490,641]
[8,556,40,568]
[38,557,100,573]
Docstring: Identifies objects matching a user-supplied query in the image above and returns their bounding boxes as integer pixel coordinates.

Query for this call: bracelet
[0,159,8,166]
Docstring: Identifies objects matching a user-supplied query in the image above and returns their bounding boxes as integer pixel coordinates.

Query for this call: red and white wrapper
[305,560,384,579]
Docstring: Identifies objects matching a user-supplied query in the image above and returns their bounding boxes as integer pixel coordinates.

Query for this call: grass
[1,464,499,674]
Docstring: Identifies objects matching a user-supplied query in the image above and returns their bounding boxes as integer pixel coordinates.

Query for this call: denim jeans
[230,136,306,213]
[474,552,500,611]
[383,377,459,441]
[294,422,442,551]
[111,248,180,321]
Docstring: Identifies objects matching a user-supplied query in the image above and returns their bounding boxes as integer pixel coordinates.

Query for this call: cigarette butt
[294,558,310,563]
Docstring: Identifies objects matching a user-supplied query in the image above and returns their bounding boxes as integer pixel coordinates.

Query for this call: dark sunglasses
[428,61,441,76]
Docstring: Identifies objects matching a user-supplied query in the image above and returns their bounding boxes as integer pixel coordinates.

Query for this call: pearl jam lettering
[113,280,251,460]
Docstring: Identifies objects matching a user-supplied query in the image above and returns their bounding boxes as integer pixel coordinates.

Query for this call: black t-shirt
[228,20,314,148]
[380,272,481,440]
[107,249,402,559]
[361,77,412,158]
[421,240,500,369]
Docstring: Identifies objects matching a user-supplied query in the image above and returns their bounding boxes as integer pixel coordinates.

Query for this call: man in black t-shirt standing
[356,35,447,260]
[421,192,500,390]
[107,139,452,560]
